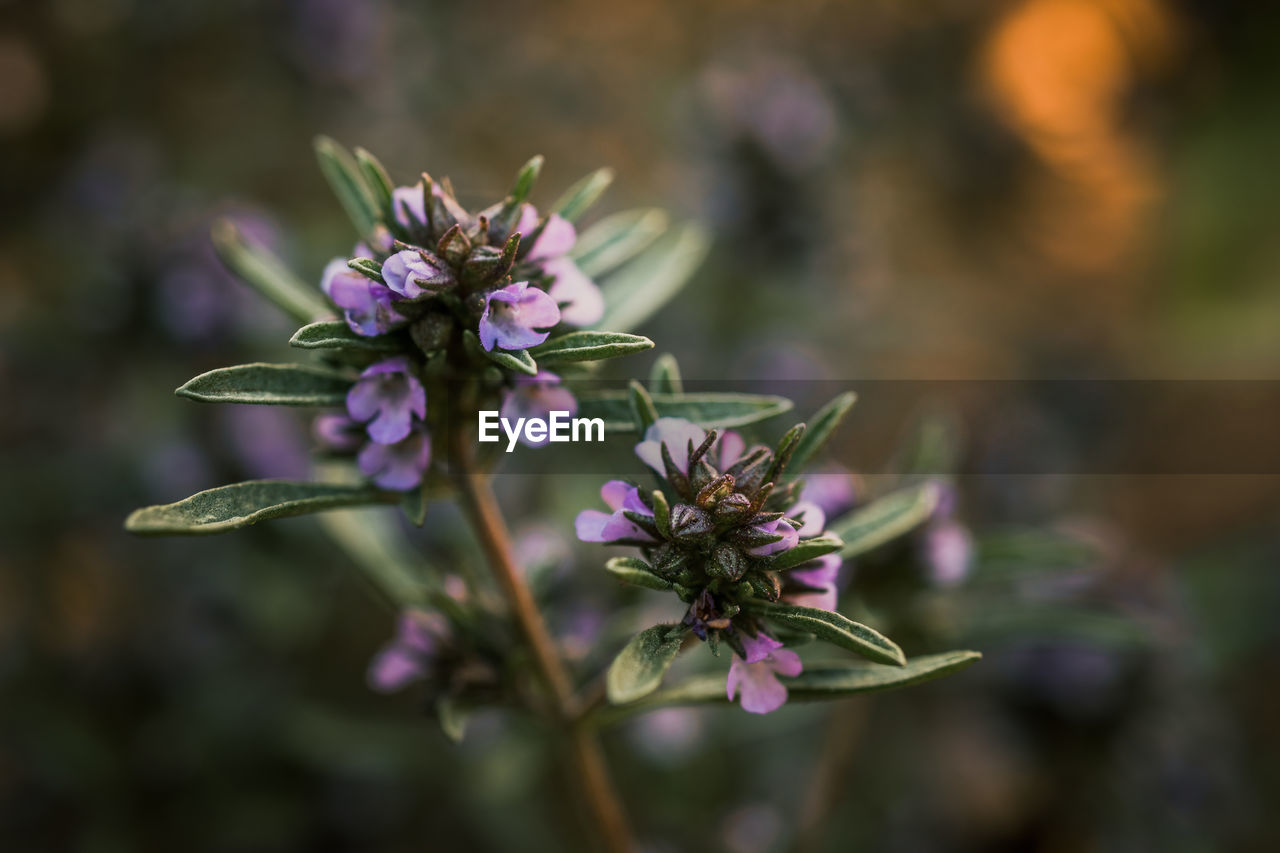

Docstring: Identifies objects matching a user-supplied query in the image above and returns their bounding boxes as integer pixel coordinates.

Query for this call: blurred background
[2,0,1278,850]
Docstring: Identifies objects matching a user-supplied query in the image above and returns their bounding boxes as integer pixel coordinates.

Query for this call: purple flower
[322,258,407,336]
[635,418,708,476]
[347,357,427,444]
[380,249,454,299]
[799,468,858,519]
[478,281,560,351]
[514,204,604,326]
[785,552,841,611]
[923,520,973,588]
[575,480,657,544]
[357,425,432,491]
[499,371,578,447]
[683,588,731,640]
[367,609,448,693]
[392,183,427,229]
[745,516,799,556]
[718,430,746,469]
[726,632,802,714]
[312,413,366,452]
[789,500,826,537]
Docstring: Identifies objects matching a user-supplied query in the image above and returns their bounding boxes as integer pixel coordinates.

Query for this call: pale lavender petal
[312,413,364,452]
[600,480,636,512]
[790,501,827,537]
[392,183,426,228]
[544,257,604,326]
[740,631,784,664]
[381,249,452,299]
[733,659,789,714]
[770,648,804,678]
[528,213,576,260]
[575,509,616,542]
[718,431,745,469]
[514,202,539,237]
[498,371,578,445]
[479,282,560,351]
[924,521,973,588]
[346,378,382,422]
[800,470,858,518]
[635,418,707,475]
[358,430,431,491]
[367,404,413,445]
[367,647,425,692]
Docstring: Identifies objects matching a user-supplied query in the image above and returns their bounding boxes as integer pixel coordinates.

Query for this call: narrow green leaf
[211,219,330,323]
[830,483,941,558]
[126,480,391,536]
[964,606,1145,649]
[436,696,470,743]
[758,533,844,571]
[594,651,982,722]
[176,362,352,406]
[571,208,669,278]
[747,602,906,666]
[318,504,433,608]
[606,625,688,704]
[789,392,858,472]
[648,354,683,394]
[314,135,381,237]
[551,167,615,222]
[575,390,793,432]
[605,557,673,591]
[594,224,710,333]
[485,347,537,376]
[529,331,654,364]
[290,321,401,353]
[353,147,395,217]
[972,528,1100,581]
[511,155,544,205]
[629,380,658,430]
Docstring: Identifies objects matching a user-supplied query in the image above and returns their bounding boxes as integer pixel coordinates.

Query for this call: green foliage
[289,321,402,353]
[529,331,654,364]
[576,389,793,432]
[211,218,330,323]
[648,353,683,394]
[756,534,844,571]
[176,362,352,406]
[747,602,906,666]
[789,392,858,471]
[604,556,673,591]
[571,209,669,278]
[606,624,688,704]
[595,224,710,333]
[126,480,393,536]
[830,483,940,559]
[551,167,614,222]
[314,135,383,239]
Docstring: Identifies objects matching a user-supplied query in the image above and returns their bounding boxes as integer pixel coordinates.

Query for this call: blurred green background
[2,0,1278,850]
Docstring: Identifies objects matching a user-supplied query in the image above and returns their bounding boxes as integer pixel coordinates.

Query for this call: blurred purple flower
[357,424,431,491]
[515,204,577,260]
[322,258,407,336]
[478,281,560,351]
[785,552,841,611]
[726,632,802,714]
[717,429,746,469]
[380,248,453,299]
[499,371,577,447]
[392,183,426,229]
[575,480,656,544]
[799,468,859,519]
[923,520,973,588]
[789,499,826,537]
[635,417,707,476]
[346,356,426,444]
[745,516,799,556]
[514,204,604,326]
[221,406,310,480]
[312,412,365,452]
[367,609,448,693]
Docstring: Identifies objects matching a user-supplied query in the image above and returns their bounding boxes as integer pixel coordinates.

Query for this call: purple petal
[770,648,803,678]
[746,518,800,556]
[718,431,745,469]
[313,413,364,452]
[367,647,425,692]
[346,377,382,422]
[479,282,561,351]
[514,203,539,237]
[924,521,973,588]
[544,258,604,326]
[799,469,858,518]
[790,500,827,537]
[366,405,413,445]
[528,213,577,260]
[740,631,784,664]
[600,480,636,512]
[358,430,431,491]
[575,509,616,542]
[392,183,427,229]
[635,418,707,475]
[728,658,789,714]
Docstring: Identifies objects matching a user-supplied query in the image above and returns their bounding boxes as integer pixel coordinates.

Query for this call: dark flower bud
[714,492,752,523]
[669,504,714,542]
[410,312,454,353]
[708,543,748,581]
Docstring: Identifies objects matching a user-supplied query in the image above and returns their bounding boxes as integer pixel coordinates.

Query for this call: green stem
[451,432,633,853]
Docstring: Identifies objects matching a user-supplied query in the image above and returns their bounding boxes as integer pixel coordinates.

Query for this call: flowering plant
[126,139,979,851]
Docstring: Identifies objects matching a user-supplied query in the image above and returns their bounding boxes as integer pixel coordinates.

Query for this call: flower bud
[669,504,714,543]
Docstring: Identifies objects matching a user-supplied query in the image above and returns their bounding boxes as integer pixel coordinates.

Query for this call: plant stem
[451,433,633,853]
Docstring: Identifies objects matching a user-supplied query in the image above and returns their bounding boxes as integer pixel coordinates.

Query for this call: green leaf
[594,224,710,333]
[758,533,844,571]
[176,362,352,406]
[605,557,673,591]
[529,331,654,364]
[575,390,793,432]
[964,606,1146,650]
[353,147,395,217]
[126,480,392,536]
[830,483,940,559]
[606,625,688,704]
[789,392,857,472]
[436,696,470,743]
[571,208,669,278]
[211,219,330,323]
[551,167,615,222]
[747,602,906,666]
[318,503,433,608]
[290,321,402,353]
[314,135,381,238]
[485,347,537,376]
[596,651,982,721]
[648,354,683,394]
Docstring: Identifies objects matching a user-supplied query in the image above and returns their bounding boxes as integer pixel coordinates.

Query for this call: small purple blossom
[381,249,454,299]
[357,425,432,491]
[312,412,366,453]
[718,430,746,469]
[635,418,708,476]
[322,258,407,336]
[575,480,656,544]
[745,516,799,556]
[514,204,605,326]
[789,500,826,537]
[367,609,448,693]
[346,357,427,444]
[799,468,859,519]
[923,520,973,588]
[726,632,802,714]
[499,371,578,447]
[683,588,731,640]
[392,183,427,229]
[785,552,841,611]
[478,281,561,351]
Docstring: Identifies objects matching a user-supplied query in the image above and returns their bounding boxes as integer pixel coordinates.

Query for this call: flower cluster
[577,417,846,713]
[309,159,610,490]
